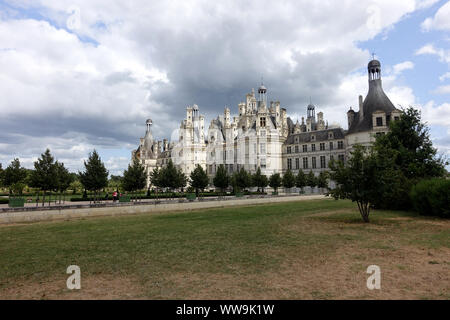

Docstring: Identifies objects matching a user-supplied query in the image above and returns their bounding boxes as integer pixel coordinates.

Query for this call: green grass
[0,198,448,299]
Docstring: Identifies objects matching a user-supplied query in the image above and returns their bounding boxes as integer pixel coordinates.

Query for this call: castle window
[260,117,266,127]
[320,156,326,168]
[302,145,307,152]
[295,145,299,153]
[287,158,292,170]
[338,154,345,163]
[260,158,266,169]
[312,157,317,169]
[311,144,316,152]
[329,142,333,150]
[386,115,391,124]
[260,143,266,154]
[303,157,308,169]
[376,117,383,126]
[295,158,299,169]
[338,141,344,149]
[287,146,292,154]
[394,116,399,121]
[311,135,315,141]
[320,143,325,151]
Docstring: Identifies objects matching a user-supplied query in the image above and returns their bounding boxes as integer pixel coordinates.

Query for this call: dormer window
[311,135,315,141]
[376,117,383,126]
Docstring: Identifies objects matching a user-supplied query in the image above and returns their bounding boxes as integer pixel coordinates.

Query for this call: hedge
[0,198,9,204]
[410,178,449,218]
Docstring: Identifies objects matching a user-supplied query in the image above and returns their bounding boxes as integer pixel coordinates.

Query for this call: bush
[0,198,9,204]
[410,178,450,218]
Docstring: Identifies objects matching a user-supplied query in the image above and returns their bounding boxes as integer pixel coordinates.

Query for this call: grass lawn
[0,199,448,299]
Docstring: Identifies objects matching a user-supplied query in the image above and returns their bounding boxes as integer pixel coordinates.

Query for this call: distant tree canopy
[190,165,209,195]
[232,167,251,192]
[252,167,268,192]
[0,163,4,188]
[282,169,295,191]
[269,173,282,193]
[306,171,317,189]
[79,150,109,200]
[213,164,229,193]
[317,171,329,192]
[4,158,28,195]
[295,170,307,192]
[122,158,147,196]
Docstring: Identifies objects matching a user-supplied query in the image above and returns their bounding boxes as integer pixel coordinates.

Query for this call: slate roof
[286,127,345,144]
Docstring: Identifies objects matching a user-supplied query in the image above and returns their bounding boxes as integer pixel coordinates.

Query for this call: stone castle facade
[132,58,399,188]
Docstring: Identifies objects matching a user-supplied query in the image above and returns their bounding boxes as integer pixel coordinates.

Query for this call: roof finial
[372,52,376,60]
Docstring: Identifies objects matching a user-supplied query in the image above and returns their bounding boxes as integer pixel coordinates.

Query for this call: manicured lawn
[0,199,448,299]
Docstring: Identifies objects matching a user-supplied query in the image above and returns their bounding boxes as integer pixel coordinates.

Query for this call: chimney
[347,107,355,128]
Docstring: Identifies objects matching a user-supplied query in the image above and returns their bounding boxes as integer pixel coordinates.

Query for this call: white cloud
[418,101,450,127]
[415,44,450,64]
[421,1,450,31]
[392,61,415,74]
[439,72,450,81]
[432,84,450,94]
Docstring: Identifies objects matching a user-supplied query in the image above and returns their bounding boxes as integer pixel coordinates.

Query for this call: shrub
[410,178,450,218]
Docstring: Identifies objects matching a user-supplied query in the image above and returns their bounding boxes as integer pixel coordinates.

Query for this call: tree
[234,167,251,192]
[79,150,109,203]
[176,168,188,192]
[190,165,209,196]
[213,164,229,195]
[108,175,123,192]
[55,161,74,204]
[4,158,28,196]
[317,171,329,193]
[306,171,317,193]
[122,158,147,201]
[372,106,447,209]
[328,145,383,223]
[149,167,163,199]
[282,169,295,193]
[159,159,179,193]
[252,167,268,193]
[295,170,307,193]
[269,173,282,193]
[28,149,57,205]
[0,163,4,190]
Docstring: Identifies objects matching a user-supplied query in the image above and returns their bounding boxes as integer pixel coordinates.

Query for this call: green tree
[29,149,57,205]
[79,150,109,203]
[213,164,229,195]
[3,158,28,196]
[372,106,447,209]
[149,167,163,199]
[0,163,4,190]
[252,167,268,193]
[176,168,188,192]
[295,170,307,193]
[282,169,295,193]
[269,173,282,193]
[159,159,179,193]
[306,170,317,193]
[317,171,329,193]
[328,145,383,223]
[55,161,74,203]
[234,167,251,192]
[190,165,209,196]
[122,158,147,201]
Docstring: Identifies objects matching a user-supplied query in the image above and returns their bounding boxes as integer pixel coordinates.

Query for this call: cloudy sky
[0,0,449,174]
